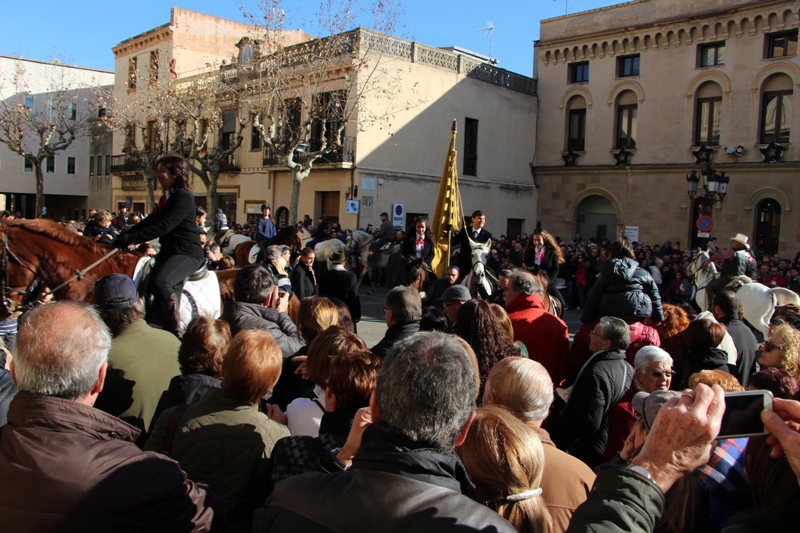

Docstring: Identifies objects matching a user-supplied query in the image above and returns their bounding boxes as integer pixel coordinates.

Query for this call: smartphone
[717,390,774,439]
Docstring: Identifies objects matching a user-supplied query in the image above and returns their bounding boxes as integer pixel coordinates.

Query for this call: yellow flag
[431,120,463,279]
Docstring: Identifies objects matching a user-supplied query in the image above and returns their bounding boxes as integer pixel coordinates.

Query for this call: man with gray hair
[0,301,224,531]
[371,286,422,359]
[505,269,570,384]
[255,332,516,532]
[548,316,634,469]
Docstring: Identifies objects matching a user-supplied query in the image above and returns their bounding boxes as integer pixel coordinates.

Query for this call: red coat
[506,293,570,385]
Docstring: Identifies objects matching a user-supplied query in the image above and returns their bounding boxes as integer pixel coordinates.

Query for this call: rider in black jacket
[117,156,203,337]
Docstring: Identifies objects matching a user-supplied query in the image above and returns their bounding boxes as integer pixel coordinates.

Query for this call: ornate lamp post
[687,143,730,208]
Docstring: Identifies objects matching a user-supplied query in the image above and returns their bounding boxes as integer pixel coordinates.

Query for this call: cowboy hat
[730,233,750,249]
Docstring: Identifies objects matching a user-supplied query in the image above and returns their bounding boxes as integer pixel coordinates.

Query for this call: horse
[345,229,376,292]
[233,225,313,267]
[398,257,436,300]
[459,238,496,300]
[317,238,348,270]
[0,219,224,335]
[687,249,800,336]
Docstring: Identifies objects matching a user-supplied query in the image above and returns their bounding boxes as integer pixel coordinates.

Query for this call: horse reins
[44,248,121,297]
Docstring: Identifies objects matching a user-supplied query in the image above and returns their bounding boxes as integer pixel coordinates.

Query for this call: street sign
[392,203,405,227]
[697,231,710,238]
[346,200,359,214]
[696,215,713,232]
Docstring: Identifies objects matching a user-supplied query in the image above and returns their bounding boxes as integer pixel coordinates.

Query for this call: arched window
[761,73,793,144]
[754,199,781,256]
[566,95,587,151]
[575,195,618,243]
[615,91,637,149]
[694,82,722,145]
[275,206,290,229]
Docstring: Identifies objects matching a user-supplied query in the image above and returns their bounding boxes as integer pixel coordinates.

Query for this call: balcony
[263,136,355,167]
[110,155,144,173]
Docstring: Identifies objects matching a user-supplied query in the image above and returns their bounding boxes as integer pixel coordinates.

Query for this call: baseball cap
[95,274,138,309]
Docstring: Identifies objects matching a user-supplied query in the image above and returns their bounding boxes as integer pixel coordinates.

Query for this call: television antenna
[476,21,495,59]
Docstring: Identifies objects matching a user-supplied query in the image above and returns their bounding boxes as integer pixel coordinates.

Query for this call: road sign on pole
[696,215,713,233]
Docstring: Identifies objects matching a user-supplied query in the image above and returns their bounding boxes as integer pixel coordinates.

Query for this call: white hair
[633,346,673,372]
[14,301,111,399]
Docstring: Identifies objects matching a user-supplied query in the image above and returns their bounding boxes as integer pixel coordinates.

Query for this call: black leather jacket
[582,258,664,323]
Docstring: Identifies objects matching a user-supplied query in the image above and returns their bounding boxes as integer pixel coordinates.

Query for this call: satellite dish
[476,21,495,59]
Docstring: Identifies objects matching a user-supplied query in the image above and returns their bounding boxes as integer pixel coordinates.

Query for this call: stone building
[109,9,538,236]
[0,56,113,219]
[534,0,799,256]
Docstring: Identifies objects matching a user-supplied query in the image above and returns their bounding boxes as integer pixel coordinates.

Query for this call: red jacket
[507,293,570,385]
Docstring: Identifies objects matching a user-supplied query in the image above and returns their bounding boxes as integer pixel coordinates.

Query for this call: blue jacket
[256,218,277,242]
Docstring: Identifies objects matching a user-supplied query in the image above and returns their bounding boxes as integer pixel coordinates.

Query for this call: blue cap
[94,274,138,309]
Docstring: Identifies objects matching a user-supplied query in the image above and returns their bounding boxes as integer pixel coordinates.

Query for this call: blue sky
[1,0,620,76]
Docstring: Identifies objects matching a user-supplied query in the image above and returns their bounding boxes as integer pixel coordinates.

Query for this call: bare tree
[170,75,249,218]
[0,60,105,216]
[239,0,418,224]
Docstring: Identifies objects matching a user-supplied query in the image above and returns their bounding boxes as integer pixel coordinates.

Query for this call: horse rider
[116,155,204,337]
[255,203,277,259]
[704,232,758,309]
[372,211,394,253]
[455,210,492,281]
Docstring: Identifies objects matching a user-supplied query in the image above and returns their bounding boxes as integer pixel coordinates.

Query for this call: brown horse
[233,225,312,267]
[0,219,237,319]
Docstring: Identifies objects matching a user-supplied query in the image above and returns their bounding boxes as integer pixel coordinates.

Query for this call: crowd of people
[4,156,800,531]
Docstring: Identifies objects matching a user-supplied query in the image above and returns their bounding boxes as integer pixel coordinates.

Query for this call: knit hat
[632,390,681,431]
[94,274,138,309]
[438,284,471,302]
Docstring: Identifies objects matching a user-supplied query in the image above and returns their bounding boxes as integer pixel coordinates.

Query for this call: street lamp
[687,144,730,207]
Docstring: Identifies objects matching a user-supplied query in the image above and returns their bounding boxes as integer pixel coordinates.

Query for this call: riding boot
[163,293,182,339]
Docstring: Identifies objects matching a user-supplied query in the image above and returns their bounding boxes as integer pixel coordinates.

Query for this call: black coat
[523,248,560,282]
[319,267,361,322]
[582,258,664,324]
[290,263,318,300]
[119,189,203,261]
[0,368,18,427]
[149,373,222,433]
[720,317,758,388]
[548,349,633,469]
[680,346,731,388]
[401,234,435,266]
[220,301,303,359]
[253,425,516,533]
[371,322,420,359]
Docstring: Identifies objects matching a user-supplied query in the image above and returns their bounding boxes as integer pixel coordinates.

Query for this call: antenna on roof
[476,21,494,60]
[554,0,569,15]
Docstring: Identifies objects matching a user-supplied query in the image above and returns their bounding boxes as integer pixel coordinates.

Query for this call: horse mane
[7,219,114,255]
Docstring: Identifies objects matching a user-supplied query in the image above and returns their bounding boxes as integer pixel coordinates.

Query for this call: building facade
[0,56,113,219]
[534,0,799,256]
[109,9,538,236]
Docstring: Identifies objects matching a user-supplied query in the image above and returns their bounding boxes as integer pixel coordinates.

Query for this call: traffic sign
[346,200,359,214]
[696,215,713,232]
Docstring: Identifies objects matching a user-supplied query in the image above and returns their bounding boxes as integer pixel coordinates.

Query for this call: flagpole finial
[451,119,457,133]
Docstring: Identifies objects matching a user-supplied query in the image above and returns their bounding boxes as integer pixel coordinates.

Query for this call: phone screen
[718,392,769,439]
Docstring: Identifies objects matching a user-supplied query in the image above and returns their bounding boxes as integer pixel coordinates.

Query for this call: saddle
[722,275,753,293]
[216,229,236,249]
[135,257,209,300]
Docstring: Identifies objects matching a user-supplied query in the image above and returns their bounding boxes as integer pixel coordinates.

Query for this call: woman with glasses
[604,346,674,462]
[758,323,800,383]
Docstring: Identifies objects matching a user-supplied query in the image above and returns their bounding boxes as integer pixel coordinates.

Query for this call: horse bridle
[0,222,41,318]
[0,222,120,317]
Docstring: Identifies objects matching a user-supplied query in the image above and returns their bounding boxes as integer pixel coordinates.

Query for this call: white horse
[316,238,348,270]
[460,238,494,299]
[346,229,377,292]
[221,233,251,257]
[687,250,800,336]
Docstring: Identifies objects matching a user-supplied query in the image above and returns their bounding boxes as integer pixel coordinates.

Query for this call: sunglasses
[651,370,676,378]
[763,340,784,352]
